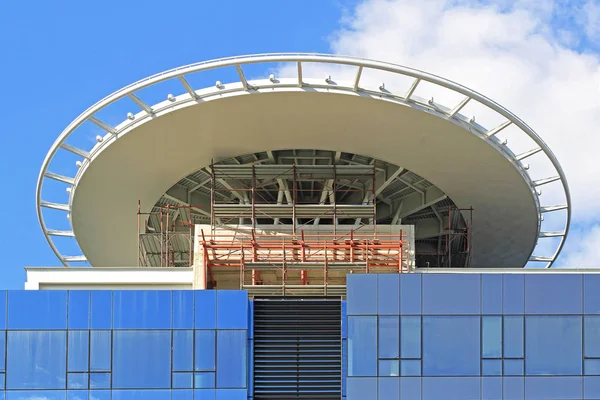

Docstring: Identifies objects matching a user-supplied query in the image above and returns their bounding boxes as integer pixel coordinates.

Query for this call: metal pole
[333,163,337,235]
[292,164,297,236]
[252,163,256,230]
[372,162,377,230]
[166,205,170,267]
[137,200,141,267]
[210,159,215,231]
[160,207,164,268]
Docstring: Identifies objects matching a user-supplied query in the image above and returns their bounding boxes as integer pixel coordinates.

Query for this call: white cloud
[561,224,600,266]
[278,0,600,265]
[585,0,600,42]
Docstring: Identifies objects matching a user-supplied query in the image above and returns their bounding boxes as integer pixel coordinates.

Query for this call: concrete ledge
[24,267,194,290]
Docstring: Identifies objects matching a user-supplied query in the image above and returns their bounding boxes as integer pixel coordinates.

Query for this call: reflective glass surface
[346,273,600,399]
[0,290,249,400]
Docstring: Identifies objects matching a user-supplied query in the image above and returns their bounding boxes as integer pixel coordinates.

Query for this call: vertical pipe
[333,163,337,235]
[137,200,141,267]
[324,241,328,296]
[372,162,377,230]
[292,164,297,236]
[210,159,215,231]
[160,207,164,268]
[252,163,256,230]
[166,205,170,268]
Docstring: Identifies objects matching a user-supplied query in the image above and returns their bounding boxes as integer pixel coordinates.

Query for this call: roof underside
[71,91,539,268]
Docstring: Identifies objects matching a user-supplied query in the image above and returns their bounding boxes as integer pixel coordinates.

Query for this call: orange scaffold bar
[199,229,408,288]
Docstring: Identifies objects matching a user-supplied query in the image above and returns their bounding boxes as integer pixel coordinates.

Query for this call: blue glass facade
[3,272,600,399]
[0,290,249,400]
[346,273,600,400]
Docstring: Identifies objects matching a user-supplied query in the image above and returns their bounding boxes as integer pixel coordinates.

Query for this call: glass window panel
[482,316,502,358]
[585,316,600,358]
[378,377,399,400]
[67,390,87,400]
[525,274,583,314]
[68,291,90,329]
[400,377,421,399]
[504,316,524,358]
[90,291,112,329]
[112,390,171,400]
[482,377,502,400]
[503,274,524,314]
[216,330,246,388]
[68,373,88,389]
[342,340,347,397]
[422,274,480,314]
[422,377,480,400]
[90,331,111,371]
[347,274,377,315]
[214,390,246,400]
[482,274,502,315]
[401,360,421,377]
[584,376,600,399]
[524,376,583,400]
[112,330,171,389]
[217,291,247,329]
[7,291,67,329]
[0,331,5,372]
[248,300,254,340]
[113,291,172,329]
[586,359,600,375]
[377,274,399,315]
[504,359,524,376]
[400,274,421,314]
[173,330,194,371]
[172,390,193,400]
[423,316,480,376]
[347,377,377,400]
[68,331,89,372]
[401,316,421,359]
[89,390,111,400]
[504,377,524,400]
[6,391,66,400]
[482,359,502,376]
[341,301,347,339]
[585,275,600,314]
[526,316,582,375]
[0,373,4,389]
[90,373,110,389]
[6,331,67,389]
[195,330,216,371]
[348,316,377,377]
[193,389,215,400]
[378,316,399,359]
[173,372,193,389]
[379,360,399,377]
[195,372,215,388]
[173,291,194,329]
[195,291,216,329]
[0,291,5,329]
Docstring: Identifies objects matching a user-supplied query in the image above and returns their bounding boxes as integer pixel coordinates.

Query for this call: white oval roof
[36,54,570,268]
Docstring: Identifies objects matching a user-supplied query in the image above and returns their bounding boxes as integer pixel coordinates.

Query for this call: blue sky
[1,0,598,288]
[0,0,361,288]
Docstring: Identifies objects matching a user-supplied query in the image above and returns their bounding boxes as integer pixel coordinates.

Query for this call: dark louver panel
[253,299,342,399]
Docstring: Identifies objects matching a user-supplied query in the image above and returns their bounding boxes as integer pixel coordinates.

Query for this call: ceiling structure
[150,149,467,268]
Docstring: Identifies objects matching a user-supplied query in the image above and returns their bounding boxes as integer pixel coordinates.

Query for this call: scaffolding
[210,163,378,232]
[198,228,410,297]
[137,202,196,268]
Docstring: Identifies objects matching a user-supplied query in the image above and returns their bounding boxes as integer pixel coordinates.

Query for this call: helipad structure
[14,54,599,400]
